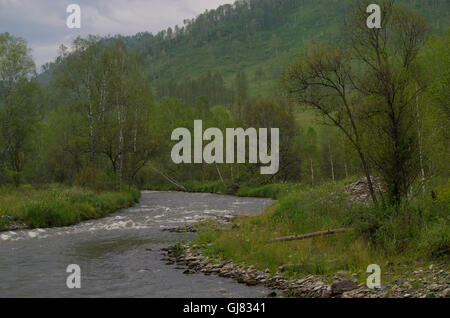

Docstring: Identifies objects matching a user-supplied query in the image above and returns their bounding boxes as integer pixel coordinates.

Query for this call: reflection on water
[0,191,273,297]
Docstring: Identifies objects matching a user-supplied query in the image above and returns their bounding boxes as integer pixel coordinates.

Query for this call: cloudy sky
[0,0,234,70]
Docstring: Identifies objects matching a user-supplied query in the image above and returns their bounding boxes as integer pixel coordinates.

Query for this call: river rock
[244,278,258,286]
[330,279,357,295]
[442,288,450,298]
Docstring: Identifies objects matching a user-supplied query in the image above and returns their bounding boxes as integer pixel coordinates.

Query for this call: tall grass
[0,184,140,229]
[194,180,449,282]
[144,180,227,193]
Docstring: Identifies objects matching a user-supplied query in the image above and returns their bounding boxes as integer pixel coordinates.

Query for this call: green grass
[144,180,228,194]
[0,184,140,229]
[237,183,308,199]
[193,180,449,283]
[145,179,307,198]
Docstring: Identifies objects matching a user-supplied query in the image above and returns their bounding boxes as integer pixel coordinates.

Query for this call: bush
[352,193,450,260]
[74,166,120,192]
[24,201,79,228]
[434,183,450,207]
[418,220,450,259]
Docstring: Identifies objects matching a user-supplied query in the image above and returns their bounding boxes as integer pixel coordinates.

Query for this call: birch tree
[0,33,38,185]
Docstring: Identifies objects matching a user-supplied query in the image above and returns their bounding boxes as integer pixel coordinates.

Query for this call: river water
[0,191,273,297]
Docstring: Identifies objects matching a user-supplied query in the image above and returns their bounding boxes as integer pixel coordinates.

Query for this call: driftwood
[267,228,352,243]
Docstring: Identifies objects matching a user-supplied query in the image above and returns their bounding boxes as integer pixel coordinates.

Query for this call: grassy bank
[192,180,449,286]
[144,180,312,198]
[144,180,228,194]
[0,184,140,230]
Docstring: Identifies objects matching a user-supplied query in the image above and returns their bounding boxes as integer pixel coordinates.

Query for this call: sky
[0,0,234,70]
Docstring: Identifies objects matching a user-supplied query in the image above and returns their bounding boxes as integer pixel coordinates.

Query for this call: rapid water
[0,191,273,297]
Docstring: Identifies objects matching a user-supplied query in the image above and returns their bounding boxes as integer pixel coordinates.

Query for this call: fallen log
[267,228,352,243]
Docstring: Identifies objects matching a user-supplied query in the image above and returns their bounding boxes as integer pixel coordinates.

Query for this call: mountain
[118,0,449,96]
[40,0,449,98]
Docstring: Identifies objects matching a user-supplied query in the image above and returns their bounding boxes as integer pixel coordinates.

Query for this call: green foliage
[171,241,187,257]
[351,193,450,259]
[0,185,139,229]
[186,180,227,193]
[435,184,450,206]
[73,166,121,192]
[0,2,447,271]
[195,181,378,276]
[0,32,39,185]
[111,0,449,96]
[237,183,305,199]
[418,221,450,259]
[196,180,448,280]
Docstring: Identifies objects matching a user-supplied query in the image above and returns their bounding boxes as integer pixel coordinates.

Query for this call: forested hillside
[118,0,449,98]
[38,0,449,101]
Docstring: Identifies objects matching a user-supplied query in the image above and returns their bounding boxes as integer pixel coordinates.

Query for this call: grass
[145,179,308,197]
[237,183,310,199]
[144,180,228,194]
[0,184,140,230]
[193,180,449,284]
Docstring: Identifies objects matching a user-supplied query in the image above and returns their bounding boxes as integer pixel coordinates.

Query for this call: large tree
[0,32,38,185]
[281,0,428,207]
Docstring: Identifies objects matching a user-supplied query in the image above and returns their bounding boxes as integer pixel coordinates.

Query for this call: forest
[0,0,449,292]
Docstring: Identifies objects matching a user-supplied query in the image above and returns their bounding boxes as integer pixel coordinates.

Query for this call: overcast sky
[0,0,234,70]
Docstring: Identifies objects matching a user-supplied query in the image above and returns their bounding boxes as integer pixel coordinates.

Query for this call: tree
[281,43,378,203]
[304,127,318,186]
[348,0,428,206]
[55,36,103,167]
[418,30,450,184]
[281,0,429,207]
[0,33,38,185]
[51,37,156,189]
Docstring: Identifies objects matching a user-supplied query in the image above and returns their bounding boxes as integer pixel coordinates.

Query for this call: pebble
[160,243,450,299]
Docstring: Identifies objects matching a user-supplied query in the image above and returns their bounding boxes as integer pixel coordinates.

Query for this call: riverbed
[0,191,273,297]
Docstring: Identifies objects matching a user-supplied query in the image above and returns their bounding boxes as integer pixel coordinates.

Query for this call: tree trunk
[359,149,378,205]
[416,84,426,195]
[328,140,335,182]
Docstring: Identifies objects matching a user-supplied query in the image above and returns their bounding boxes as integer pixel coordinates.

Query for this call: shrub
[417,220,450,259]
[24,201,79,228]
[74,166,119,192]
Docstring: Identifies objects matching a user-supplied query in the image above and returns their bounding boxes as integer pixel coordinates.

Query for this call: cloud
[0,0,234,69]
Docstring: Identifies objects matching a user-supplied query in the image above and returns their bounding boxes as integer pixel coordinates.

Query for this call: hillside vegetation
[120,0,449,96]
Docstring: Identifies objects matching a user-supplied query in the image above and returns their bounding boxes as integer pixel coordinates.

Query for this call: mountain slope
[38,0,449,98]
[119,0,449,96]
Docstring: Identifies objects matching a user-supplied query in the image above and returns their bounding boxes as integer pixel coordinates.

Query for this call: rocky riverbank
[161,244,450,298]
[0,215,27,231]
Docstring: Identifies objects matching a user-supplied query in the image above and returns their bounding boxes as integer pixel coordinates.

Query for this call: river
[0,191,273,297]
